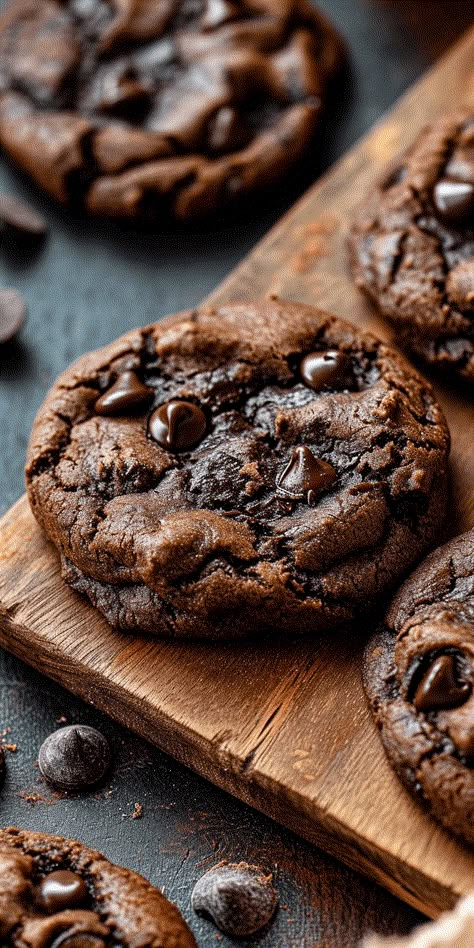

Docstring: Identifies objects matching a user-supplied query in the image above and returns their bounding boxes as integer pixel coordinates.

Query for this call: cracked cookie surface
[0,0,342,221]
[0,826,196,946]
[364,529,474,843]
[26,300,450,641]
[349,112,474,384]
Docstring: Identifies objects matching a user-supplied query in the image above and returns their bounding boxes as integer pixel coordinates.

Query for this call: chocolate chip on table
[0,193,48,241]
[191,862,278,937]
[0,288,27,343]
[148,400,207,452]
[38,724,111,791]
[412,653,472,712]
[0,744,5,785]
[432,178,474,223]
[37,869,88,912]
[95,370,152,415]
[50,935,106,948]
[300,350,352,391]
[276,445,337,502]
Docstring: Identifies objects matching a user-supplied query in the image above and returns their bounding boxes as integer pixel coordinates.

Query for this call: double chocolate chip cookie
[364,529,474,843]
[0,0,342,221]
[26,300,450,641]
[0,826,196,946]
[349,112,474,384]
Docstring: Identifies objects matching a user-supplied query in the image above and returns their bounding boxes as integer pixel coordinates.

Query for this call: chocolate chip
[208,107,251,153]
[432,178,474,224]
[95,370,152,415]
[50,934,106,948]
[0,193,47,241]
[276,446,336,502]
[148,400,207,451]
[191,862,278,937]
[300,350,351,391]
[37,869,88,912]
[0,288,27,343]
[413,653,472,712]
[38,725,111,791]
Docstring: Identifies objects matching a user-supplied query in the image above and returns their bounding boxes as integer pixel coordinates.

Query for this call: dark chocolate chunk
[276,445,336,501]
[50,934,106,948]
[432,178,474,224]
[95,370,152,415]
[0,288,27,343]
[0,193,47,241]
[413,653,472,712]
[191,862,278,937]
[148,400,207,451]
[38,724,111,791]
[300,350,351,391]
[37,869,88,912]
[208,107,251,153]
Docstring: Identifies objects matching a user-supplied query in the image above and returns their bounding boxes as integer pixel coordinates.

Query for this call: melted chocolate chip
[0,288,27,343]
[95,370,152,415]
[300,350,351,391]
[0,193,48,241]
[38,869,88,912]
[432,178,474,224]
[38,724,111,791]
[148,400,207,451]
[413,653,472,712]
[276,445,336,502]
[50,934,106,948]
[208,107,251,153]
[191,862,278,937]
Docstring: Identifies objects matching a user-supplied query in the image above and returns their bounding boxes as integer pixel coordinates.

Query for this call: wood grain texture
[0,28,473,920]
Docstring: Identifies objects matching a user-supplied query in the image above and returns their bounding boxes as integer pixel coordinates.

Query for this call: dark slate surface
[0,2,471,944]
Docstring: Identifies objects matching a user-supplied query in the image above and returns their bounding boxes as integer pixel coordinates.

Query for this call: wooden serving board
[0,29,473,919]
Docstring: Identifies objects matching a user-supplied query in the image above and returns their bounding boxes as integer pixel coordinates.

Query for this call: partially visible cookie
[0,0,343,221]
[26,299,450,641]
[364,529,474,843]
[349,112,474,384]
[0,826,196,946]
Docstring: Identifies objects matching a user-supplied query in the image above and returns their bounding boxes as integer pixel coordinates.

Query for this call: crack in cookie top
[364,528,474,843]
[26,300,450,641]
[349,112,474,384]
[0,827,196,946]
[0,0,342,220]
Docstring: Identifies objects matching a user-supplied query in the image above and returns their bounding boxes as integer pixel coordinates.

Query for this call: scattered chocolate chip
[50,934,106,948]
[432,178,474,224]
[38,725,111,791]
[276,446,336,501]
[0,288,27,343]
[191,862,278,937]
[300,350,351,391]
[37,869,88,912]
[0,745,5,786]
[148,400,207,452]
[413,653,472,712]
[0,193,48,241]
[95,370,152,415]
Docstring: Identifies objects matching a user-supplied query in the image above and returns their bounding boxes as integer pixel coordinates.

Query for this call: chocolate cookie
[349,112,474,384]
[364,529,474,843]
[0,826,196,945]
[0,0,342,222]
[26,300,450,641]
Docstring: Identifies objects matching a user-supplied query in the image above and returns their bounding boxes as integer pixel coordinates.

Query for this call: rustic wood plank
[0,28,473,919]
